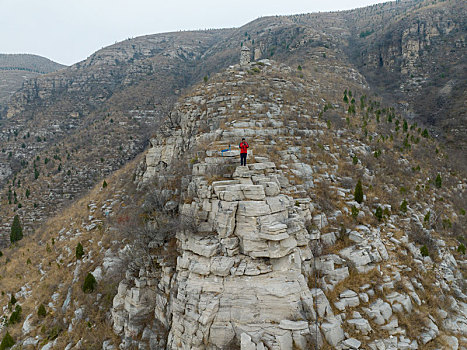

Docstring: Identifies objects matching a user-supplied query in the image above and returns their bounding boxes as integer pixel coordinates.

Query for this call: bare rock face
[168,158,317,349]
[140,132,185,185]
[240,46,251,66]
[115,154,326,349]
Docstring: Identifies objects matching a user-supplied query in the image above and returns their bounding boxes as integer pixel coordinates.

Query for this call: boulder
[321,319,344,347]
[347,318,372,335]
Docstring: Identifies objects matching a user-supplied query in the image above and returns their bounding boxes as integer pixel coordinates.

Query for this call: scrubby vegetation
[10,215,23,243]
[0,332,15,350]
[75,242,84,259]
[82,273,97,293]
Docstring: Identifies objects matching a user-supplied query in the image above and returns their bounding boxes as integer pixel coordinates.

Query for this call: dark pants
[240,153,247,166]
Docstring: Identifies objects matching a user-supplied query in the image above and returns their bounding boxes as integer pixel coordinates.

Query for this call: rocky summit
[0,0,466,349]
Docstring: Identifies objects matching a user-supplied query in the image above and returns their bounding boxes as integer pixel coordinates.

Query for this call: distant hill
[0,53,65,104]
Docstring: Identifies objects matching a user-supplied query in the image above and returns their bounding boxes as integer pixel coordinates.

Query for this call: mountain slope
[343,0,467,154]
[1,0,465,247]
[0,54,65,105]
[0,2,465,348]
[287,0,466,160]
[0,58,465,349]
[0,30,234,245]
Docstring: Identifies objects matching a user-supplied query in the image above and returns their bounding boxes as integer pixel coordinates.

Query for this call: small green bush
[9,294,16,305]
[351,205,359,219]
[37,303,47,317]
[76,242,84,260]
[403,120,408,132]
[420,245,429,257]
[374,206,383,221]
[352,156,358,165]
[435,173,442,188]
[400,200,408,213]
[354,180,363,204]
[424,211,431,223]
[458,243,466,255]
[9,304,22,325]
[82,273,97,293]
[250,67,260,74]
[0,331,15,350]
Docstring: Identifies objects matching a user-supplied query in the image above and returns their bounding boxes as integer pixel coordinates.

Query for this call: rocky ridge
[0,56,465,349]
[109,60,466,349]
[1,0,465,250]
[0,1,465,349]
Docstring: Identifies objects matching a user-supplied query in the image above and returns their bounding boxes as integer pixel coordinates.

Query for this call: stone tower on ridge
[240,46,251,66]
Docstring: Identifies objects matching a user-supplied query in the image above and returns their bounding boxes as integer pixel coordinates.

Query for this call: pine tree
[10,215,23,243]
[0,331,15,350]
[82,273,97,293]
[374,206,383,221]
[354,180,364,204]
[420,245,429,257]
[8,304,22,325]
[76,242,84,260]
[400,199,408,213]
[37,304,47,317]
[435,173,442,188]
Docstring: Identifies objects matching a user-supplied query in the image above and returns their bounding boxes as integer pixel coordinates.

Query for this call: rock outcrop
[111,60,467,349]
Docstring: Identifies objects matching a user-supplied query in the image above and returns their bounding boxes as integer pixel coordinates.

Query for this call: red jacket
[239,141,249,154]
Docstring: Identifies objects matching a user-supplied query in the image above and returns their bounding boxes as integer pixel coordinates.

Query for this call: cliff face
[344,0,467,154]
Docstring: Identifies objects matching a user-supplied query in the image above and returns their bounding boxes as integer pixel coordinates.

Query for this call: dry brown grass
[0,153,143,347]
[326,267,383,304]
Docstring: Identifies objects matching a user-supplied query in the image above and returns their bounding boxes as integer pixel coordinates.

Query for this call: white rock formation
[240,46,251,66]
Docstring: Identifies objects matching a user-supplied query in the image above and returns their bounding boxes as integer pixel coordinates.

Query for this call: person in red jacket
[239,138,249,166]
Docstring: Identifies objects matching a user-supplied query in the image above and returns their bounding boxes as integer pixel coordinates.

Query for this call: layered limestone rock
[168,158,317,349]
[115,152,329,349]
